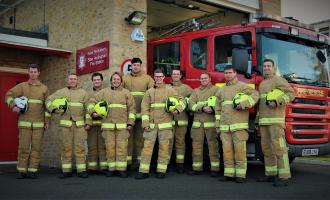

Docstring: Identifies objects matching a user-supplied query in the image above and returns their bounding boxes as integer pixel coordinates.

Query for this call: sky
[281,0,330,24]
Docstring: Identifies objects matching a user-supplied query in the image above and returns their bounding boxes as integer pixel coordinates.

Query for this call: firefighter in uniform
[122,57,154,168]
[85,72,107,174]
[135,69,185,179]
[88,72,136,178]
[188,72,220,176]
[46,72,89,178]
[5,64,50,179]
[257,59,294,187]
[215,66,259,183]
[168,69,192,173]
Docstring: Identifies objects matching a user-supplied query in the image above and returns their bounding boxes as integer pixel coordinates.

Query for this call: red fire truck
[147,13,330,163]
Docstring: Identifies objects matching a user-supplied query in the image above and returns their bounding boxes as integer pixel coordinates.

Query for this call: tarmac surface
[0,161,329,200]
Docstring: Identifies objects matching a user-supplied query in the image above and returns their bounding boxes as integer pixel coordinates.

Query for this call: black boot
[16,172,27,179]
[156,172,166,179]
[257,175,275,182]
[118,171,128,178]
[235,177,246,183]
[59,172,72,179]
[273,177,289,187]
[187,170,201,176]
[210,171,219,178]
[176,163,184,174]
[28,172,39,179]
[77,171,88,178]
[135,172,149,179]
[218,176,235,182]
[105,171,115,177]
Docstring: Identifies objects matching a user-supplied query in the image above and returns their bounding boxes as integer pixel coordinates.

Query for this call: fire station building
[0,0,280,167]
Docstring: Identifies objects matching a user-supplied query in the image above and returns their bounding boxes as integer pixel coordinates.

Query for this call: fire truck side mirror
[316,50,326,63]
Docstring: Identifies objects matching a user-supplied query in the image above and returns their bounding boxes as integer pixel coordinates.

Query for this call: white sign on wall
[131,27,145,42]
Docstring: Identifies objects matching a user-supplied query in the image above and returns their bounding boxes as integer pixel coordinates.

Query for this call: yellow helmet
[94,101,109,118]
[207,96,217,108]
[165,97,180,112]
[233,93,249,108]
[266,89,284,103]
[51,98,68,113]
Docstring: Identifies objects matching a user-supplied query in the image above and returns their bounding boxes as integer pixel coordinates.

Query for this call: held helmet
[266,89,284,105]
[94,101,109,118]
[207,96,217,108]
[14,96,28,113]
[51,98,68,113]
[165,97,180,112]
[233,93,250,108]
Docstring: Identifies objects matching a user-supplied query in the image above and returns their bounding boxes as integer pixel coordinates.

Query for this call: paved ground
[0,161,329,200]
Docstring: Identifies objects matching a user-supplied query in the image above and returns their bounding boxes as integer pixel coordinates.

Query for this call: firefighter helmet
[165,97,180,112]
[94,101,109,118]
[207,96,217,108]
[14,96,28,113]
[51,98,68,113]
[233,93,250,108]
[266,89,284,104]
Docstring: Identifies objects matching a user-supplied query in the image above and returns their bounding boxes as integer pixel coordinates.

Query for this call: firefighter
[5,64,50,179]
[122,57,154,168]
[85,72,107,174]
[88,72,136,178]
[188,72,220,177]
[135,69,185,179]
[215,66,259,183]
[46,72,89,178]
[168,69,193,173]
[256,59,294,187]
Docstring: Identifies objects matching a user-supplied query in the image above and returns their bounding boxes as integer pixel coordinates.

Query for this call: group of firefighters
[5,57,294,187]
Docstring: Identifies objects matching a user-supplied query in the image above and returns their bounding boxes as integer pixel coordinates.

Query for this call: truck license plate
[302,148,319,156]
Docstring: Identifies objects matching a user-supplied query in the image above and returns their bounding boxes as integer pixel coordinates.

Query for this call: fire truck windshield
[259,34,330,87]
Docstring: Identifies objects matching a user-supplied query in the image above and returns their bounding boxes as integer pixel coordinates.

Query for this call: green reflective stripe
[204,122,215,128]
[279,138,285,148]
[142,115,149,121]
[108,162,116,168]
[151,103,165,108]
[172,121,175,125]
[176,154,184,160]
[230,123,248,131]
[33,122,44,128]
[116,123,127,129]
[220,125,229,131]
[76,163,86,170]
[129,113,136,120]
[69,102,83,107]
[127,156,132,161]
[260,93,267,98]
[158,122,172,129]
[236,168,247,175]
[88,162,97,167]
[224,167,235,175]
[131,91,145,96]
[215,115,221,120]
[92,120,102,125]
[140,163,150,171]
[17,167,27,172]
[157,163,167,170]
[247,96,255,106]
[46,101,52,109]
[221,100,233,106]
[27,168,38,172]
[193,162,203,168]
[62,163,72,169]
[29,99,43,104]
[18,121,31,127]
[192,101,207,111]
[76,121,85,127]
[45,112,51,117]
[265,165,278,173]
[102,123,115,129]
[279,154,290,175]
[100,162,108,167]
[135,113,141,119]
[259,118,285,125]
[191,104,199,111]
[109,104,127,108]
[282,94,290,103]
[211,162,220,168]
[116,161,127,168]
[179,100,187,109]
[149,123,155,129]
[177,120,188,126]
[192,121,201,128]
[137,156,141,161]
[85,114,92,119]
[6,97,14,105]
[87,104,95,112]
[60,120,73,127]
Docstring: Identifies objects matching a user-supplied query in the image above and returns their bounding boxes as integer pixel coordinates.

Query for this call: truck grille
[293,98,326,106]
[293,134,324,139]
[292,108,325,115]
[293,125,324,130]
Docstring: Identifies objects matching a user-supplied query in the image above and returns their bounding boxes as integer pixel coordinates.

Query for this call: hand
[267,101,277,108]
[216,128,220,134]
[203,106,213,113]
[127,124,133,130]
[172,109,179,116]
[144,127,151,132]
[55,109,64,114]
[12,106,21,113]
[92,112,99,118]
[85,124,91,130]
[235,104,243,110]
[44,123,49,130]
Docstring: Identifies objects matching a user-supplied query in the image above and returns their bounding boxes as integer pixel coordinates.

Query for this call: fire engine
[147,13,330,163]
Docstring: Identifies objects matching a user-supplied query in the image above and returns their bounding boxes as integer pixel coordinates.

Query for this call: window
[214,32,252,72]
[190,37,208,70]
[153,41,180,77]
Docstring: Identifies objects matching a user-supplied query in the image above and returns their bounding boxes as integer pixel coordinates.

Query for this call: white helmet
[14,96,28,113]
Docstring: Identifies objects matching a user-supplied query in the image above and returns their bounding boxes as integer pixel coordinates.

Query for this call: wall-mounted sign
[131,27,144,42]
[121,59,132,75]
[76,41,109,75]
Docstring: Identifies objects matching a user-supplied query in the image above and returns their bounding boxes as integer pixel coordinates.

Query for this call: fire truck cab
[147,13,330,162]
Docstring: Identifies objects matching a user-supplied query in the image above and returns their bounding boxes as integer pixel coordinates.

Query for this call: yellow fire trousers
[87,126,107,170]
[260,125,291,179]
[191,127,220,172]
[169,124,187,164]
[220,130,248,178]
[17,128,44,173]
[127,120,143,165]
[103,129,130,171]
[139,129,173,173]
[61,125,87,173]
